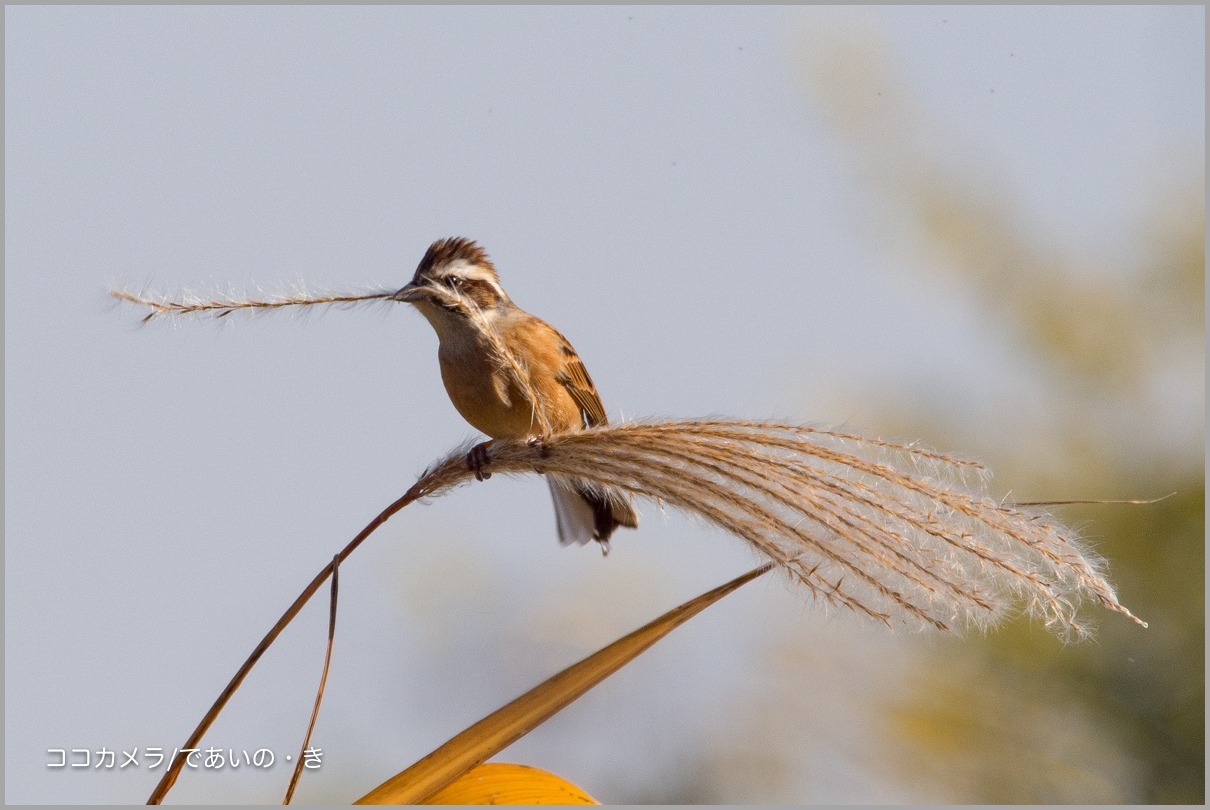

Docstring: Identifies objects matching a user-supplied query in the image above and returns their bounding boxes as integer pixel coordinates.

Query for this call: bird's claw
[467,442,493,481]
[526,435,552,459]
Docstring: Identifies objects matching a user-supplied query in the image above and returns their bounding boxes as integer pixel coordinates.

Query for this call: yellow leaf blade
[356,564,772,805]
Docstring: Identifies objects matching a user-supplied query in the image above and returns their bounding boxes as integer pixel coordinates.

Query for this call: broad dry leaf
[355,564,772,804]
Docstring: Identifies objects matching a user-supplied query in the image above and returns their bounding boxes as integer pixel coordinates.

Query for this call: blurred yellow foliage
[790,14,1204,803]
[422,763,598,805]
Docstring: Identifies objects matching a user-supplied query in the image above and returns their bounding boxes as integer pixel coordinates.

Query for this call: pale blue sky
[6,5,1202,803]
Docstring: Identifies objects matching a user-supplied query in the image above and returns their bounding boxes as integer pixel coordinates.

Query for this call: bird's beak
[393,281,427,303]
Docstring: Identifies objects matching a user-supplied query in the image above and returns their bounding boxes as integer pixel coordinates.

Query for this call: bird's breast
[430,310,586,440]
[437,339,540,440]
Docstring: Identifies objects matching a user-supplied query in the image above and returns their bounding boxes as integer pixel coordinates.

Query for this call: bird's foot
[526,435,552,459]
[467,441,493,481]
[597,538,611,557]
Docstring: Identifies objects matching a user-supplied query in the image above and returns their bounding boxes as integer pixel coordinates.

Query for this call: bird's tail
[547,476,639,551]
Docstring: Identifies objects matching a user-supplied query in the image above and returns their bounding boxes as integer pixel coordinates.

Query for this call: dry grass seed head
[422,421,1142,640]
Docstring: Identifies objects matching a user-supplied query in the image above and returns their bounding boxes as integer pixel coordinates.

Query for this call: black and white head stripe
[413,237,509,307]
[414,237,497,281]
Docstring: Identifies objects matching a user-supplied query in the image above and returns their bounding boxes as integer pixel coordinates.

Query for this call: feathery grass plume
[109,285,401,324]
[416,421,1143,639]
[110,282,553,433]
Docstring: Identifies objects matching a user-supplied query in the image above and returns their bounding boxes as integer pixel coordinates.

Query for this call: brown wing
[552,330,608,428]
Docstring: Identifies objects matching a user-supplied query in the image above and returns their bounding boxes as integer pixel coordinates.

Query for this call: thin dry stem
[283,554,340,805]
[146,478,437,804]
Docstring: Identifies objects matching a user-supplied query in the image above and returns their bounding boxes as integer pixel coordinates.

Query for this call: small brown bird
[395,237,638,551]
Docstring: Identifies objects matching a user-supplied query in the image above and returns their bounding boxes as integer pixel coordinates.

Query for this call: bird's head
[395,237,510,324]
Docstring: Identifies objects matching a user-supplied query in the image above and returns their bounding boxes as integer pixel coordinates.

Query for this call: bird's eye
[447,277,463,288]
